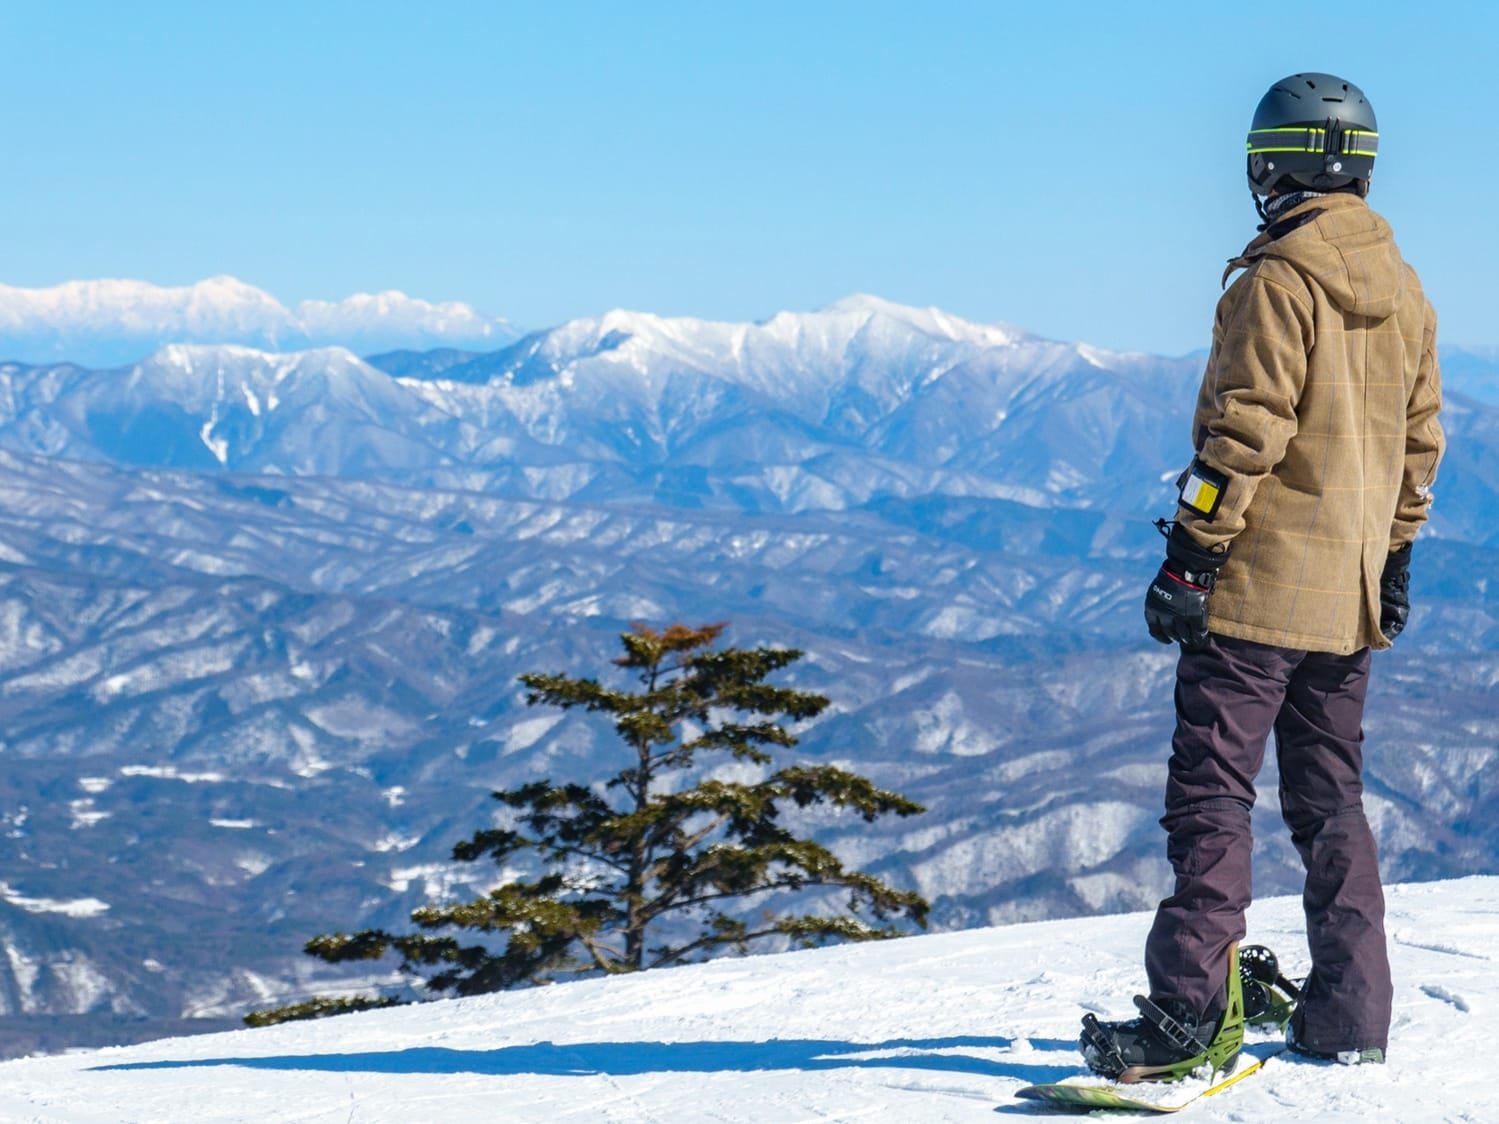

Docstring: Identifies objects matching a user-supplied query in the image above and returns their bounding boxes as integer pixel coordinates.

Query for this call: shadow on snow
[92,1035,1080,1085]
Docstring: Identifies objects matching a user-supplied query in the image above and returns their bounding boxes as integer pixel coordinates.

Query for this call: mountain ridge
[0,294,1491,1058]
[0,276,517,367]
[0,298,1210,522]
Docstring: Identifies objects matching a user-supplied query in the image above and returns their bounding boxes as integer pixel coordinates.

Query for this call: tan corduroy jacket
[1179,192,1445,655]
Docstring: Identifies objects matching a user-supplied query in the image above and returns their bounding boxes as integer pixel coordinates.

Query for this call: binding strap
[1132,995,1213,1056]
[1080,1013,1129,1079]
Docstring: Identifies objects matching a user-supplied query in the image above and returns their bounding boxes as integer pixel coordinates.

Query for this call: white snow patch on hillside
[372,832,420,854]
[383,863,473,898]
[304,699,416,742]
[502,714,565,753]
[118,765,226,784]
[0,883,110,917]
[67,799,110,829]
[0,877,1491,1121]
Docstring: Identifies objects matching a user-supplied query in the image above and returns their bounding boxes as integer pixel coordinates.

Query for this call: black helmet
[1246,73,1378,196]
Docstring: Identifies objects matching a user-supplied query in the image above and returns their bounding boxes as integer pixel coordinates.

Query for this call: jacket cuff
[1164,521,1229,587]
[1383,542,1413,579]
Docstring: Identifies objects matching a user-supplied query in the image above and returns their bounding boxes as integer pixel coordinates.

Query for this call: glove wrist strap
[1164,559,1218,592]
[1155,518,1229,592]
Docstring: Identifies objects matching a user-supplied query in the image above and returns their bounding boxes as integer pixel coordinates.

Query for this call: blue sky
[0,1,1491,354]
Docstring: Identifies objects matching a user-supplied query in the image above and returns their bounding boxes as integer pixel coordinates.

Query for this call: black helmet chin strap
[1253,187,1332,233]
[1253,191,1271,226]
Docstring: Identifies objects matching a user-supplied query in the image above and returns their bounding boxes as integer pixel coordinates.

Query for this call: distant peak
[813,294,1026,347]
[5,275,286,307]
[0,276,517,367]
[551,308,685,351]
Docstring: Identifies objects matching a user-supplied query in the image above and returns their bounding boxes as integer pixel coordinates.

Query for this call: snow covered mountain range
[0,294,1494,1058]
[0,876,1492,1121]
[0,277,516,367]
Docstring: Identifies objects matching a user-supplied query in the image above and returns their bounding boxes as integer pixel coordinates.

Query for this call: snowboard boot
[1079,942,1246,1084]
[1239,944,1299,1030]
[1286,1015,1385,1065]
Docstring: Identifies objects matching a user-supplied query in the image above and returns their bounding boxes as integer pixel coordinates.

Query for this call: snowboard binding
[1239,943,1301,1029]
[1078,942,1246,1083]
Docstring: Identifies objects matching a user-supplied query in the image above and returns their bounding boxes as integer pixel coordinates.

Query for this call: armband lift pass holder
[1178,459,1228,519]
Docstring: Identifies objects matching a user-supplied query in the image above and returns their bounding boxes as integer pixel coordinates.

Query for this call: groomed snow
[0,877,1491,1121]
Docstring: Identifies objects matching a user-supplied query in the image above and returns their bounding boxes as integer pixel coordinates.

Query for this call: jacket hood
[1230,193,1407,319]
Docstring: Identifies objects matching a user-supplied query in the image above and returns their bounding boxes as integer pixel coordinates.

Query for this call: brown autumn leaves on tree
[249,623,929,1025]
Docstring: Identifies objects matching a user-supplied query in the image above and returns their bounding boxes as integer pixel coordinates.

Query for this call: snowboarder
[1082,72,1445,1079]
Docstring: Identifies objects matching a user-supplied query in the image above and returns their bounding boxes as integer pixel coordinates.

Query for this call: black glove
[1145,521,1229,650]
[1379,543,1412,642]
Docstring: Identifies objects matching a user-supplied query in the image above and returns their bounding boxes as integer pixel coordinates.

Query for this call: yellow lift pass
[1179,459,1227,519]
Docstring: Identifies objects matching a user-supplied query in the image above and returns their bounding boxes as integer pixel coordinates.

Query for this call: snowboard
[1014,1044,1284,1114]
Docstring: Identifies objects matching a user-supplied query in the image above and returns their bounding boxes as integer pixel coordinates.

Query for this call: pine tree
[250,623,927,1024]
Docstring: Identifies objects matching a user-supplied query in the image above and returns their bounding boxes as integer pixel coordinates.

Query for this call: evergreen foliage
[248,623,927,1025]
[242,995,401,1027]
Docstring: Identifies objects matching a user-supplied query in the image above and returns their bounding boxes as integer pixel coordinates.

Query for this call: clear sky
[0,1,1492,354]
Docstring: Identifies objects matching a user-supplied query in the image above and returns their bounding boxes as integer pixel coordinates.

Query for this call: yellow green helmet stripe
[1246,126,1379,158]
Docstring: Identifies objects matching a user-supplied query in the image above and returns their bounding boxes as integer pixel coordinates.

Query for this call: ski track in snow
[0,877,1492,1121]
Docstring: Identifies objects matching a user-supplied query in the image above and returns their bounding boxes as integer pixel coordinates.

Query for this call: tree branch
[647,924,788,970]
[642,875,844,922]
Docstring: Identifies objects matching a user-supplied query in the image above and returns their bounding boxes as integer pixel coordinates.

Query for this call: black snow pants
[1143,633,1393,1054]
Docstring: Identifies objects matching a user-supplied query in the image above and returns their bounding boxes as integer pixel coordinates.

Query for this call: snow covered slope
[0,876,1490,1122]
